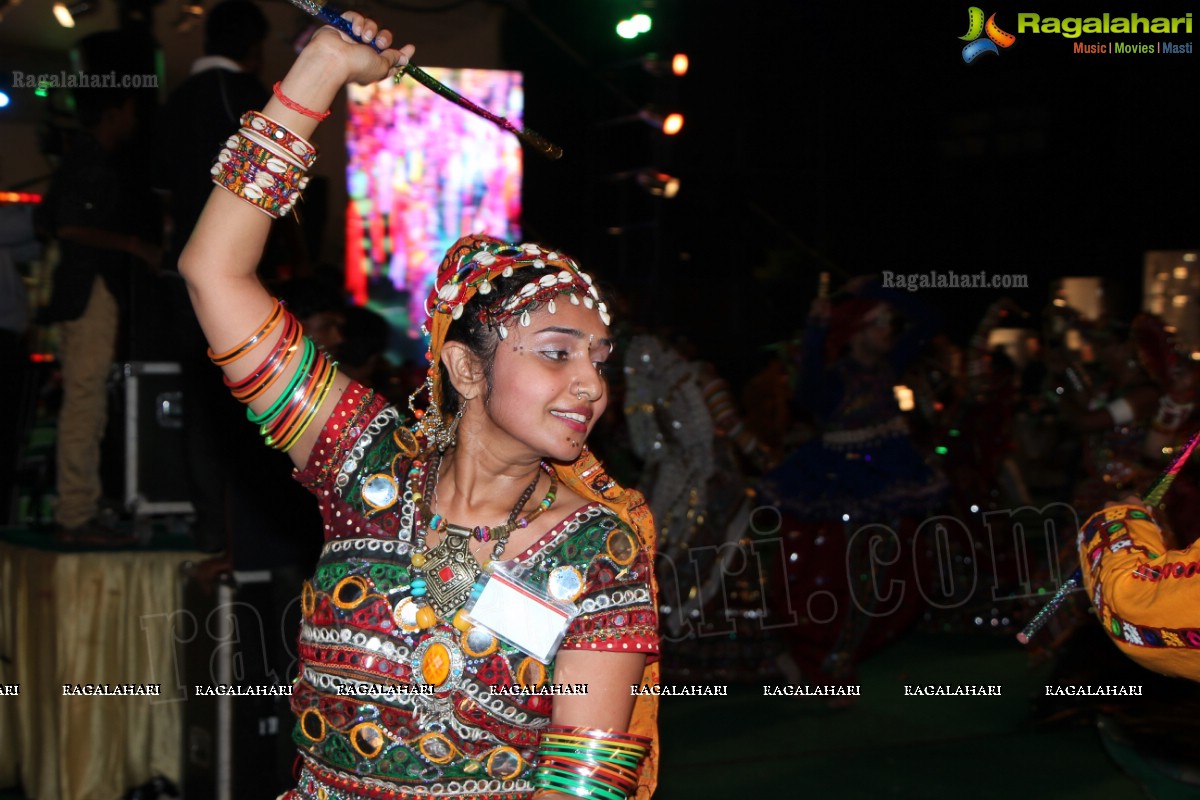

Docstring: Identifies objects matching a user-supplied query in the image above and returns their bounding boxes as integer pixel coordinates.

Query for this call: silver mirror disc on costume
[362,473,399,510]
[547,565,585,602]
[487,747,523,779]
[417,731,456,764]
[464,626,497,655]
[606,529,637,565]
[393,597,421,631]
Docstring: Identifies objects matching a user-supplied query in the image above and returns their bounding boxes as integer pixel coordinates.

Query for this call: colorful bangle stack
[241,111,319,169]
[208,300,338,453]
[250,338,339,452]
[532,726,651,800]
[211,110,317,219]
[223,311,303,403]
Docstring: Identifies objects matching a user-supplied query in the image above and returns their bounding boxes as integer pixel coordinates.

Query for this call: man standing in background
[37,80,161,543]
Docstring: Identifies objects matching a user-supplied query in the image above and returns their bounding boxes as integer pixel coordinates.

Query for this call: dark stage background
[502,0,1198,385]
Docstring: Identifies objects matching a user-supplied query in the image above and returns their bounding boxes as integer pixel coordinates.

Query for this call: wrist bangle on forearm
[211,112,318,219]
[242,111,318,168]
[533,726,651,800]
[273,80,331,121]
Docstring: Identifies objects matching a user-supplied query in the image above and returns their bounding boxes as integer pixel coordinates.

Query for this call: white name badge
[464,565,579,664]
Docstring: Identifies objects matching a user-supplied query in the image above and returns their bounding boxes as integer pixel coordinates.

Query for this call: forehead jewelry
[413,237,613,446]
[427,242,611,337]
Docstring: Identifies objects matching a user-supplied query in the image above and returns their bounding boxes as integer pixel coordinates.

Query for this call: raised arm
[177,15,412,468]
[1078,499,1200,681]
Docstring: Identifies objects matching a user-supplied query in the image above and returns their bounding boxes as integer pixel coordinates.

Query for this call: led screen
[345,68,523,343]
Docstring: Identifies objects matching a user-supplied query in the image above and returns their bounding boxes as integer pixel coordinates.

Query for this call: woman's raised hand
[308,11,415,86]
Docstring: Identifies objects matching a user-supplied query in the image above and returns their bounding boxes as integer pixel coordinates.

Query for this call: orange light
[662,113,684,135]
[0,192,43,204]
[671,53,688,76]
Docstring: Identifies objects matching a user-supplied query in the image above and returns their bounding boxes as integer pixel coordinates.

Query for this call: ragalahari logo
[960,7,1016,62]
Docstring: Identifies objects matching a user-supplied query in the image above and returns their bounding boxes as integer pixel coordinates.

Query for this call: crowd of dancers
[599,276,1200,693]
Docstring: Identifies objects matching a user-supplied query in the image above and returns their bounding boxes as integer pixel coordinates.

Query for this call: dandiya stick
[285,0,563,160]
[1017,426,1200,644]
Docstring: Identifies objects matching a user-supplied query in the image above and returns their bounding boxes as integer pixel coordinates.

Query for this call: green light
[36,81,52,97]
[616,13,652,39]
[935,446,949,455]
[949,428,961,437]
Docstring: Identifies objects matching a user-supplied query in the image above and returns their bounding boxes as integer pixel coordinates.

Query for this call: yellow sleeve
[1078,504,1200,681]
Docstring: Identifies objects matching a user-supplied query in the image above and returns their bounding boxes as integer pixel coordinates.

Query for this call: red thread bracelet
[272,81,331,121]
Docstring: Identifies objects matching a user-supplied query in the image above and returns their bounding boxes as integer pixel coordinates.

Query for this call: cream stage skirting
[0,538,206,800]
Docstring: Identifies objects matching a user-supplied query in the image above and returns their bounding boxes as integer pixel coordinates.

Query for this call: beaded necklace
[409,452,558,618]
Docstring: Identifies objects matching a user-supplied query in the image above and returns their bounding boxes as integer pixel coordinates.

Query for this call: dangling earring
[409,375,442,447]
[435,404,466,452]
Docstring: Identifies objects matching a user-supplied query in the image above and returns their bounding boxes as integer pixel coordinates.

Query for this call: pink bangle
[272,81,331,121]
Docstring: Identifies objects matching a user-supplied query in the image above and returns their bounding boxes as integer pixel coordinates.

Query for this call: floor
[654,630,1164,800]
[2,544,1194,799]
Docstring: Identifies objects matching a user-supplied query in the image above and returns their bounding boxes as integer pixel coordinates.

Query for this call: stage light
[635,169,680,198]
[616,12,652,39]
[0,91,9,109]
[53,0,93,27]
[637,53,689,77]
[601,109,684,136]
[635,109,683,135]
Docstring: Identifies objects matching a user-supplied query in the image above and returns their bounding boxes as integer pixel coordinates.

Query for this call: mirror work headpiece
[412,233,610,448]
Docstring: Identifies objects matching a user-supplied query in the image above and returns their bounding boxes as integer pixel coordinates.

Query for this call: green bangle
[536,745,641,768]
[534,767,627,800]
[248,337,315,425]
[275,360,338,452]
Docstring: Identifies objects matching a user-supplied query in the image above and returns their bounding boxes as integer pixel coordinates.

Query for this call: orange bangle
[227,313,302,401]
[273,81,331,121]
[208,300,284,366]
[278,361,339,452]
